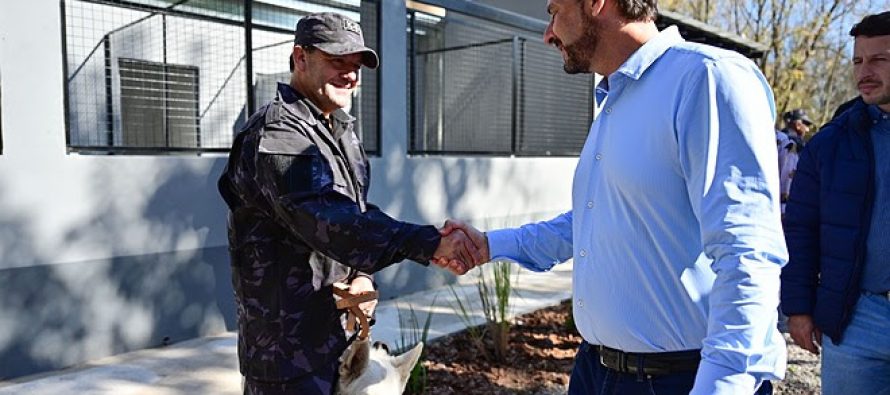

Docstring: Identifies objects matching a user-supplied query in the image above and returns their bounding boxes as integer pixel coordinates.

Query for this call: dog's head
[336,339,423,395]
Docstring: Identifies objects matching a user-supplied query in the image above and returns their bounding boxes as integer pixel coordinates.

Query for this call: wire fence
[63,0,379,155]
[408,6,594,156]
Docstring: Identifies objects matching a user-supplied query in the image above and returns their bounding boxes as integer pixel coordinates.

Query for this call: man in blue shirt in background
[781,11,890,395]
[438,0,787,393]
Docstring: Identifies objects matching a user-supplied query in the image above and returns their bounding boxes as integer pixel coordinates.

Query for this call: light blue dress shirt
[487,27,788,394]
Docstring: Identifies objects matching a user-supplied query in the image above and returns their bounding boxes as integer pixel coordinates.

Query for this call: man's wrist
[483,231,491,261]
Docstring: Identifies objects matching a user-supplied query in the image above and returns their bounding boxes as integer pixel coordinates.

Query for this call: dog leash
[333,283,378,341]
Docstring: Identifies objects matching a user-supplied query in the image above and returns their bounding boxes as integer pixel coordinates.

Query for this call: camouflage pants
[242,362,339,395]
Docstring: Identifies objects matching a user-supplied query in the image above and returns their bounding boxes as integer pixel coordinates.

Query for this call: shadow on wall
[0,158,235,381]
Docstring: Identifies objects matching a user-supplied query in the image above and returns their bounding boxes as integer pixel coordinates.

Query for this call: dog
[335,339,424,395]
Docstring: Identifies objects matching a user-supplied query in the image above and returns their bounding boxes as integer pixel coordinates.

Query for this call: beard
[861,87,890,107]
[560,14,601,74]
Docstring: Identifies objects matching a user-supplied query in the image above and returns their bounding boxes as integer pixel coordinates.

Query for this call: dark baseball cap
[293,12,379,69]
[783,109,813,125]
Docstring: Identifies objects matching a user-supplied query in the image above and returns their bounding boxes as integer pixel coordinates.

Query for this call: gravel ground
[774,333,821,395]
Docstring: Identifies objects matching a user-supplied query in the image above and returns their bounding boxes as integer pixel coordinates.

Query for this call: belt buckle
[597,346,614,370]
[598,346,630,373]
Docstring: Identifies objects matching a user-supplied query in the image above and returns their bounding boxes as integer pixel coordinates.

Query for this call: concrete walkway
[0,263,573,395]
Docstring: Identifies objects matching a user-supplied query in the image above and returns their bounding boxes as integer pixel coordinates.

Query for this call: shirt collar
[595,26,684,106]
[867,104,890,124]
[613,26,685,81]
[277,82,356,137]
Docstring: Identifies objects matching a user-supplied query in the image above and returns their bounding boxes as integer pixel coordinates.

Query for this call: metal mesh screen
[119,58,200,148]
[63,0,379,155]
[408,6,594,156]
[519,40,593,156]
[412,39,514,153]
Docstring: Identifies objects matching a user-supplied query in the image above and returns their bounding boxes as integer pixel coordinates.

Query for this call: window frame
[61,0,381,156]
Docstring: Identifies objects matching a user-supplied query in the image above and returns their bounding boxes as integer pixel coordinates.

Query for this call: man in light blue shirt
[439,0,787,393]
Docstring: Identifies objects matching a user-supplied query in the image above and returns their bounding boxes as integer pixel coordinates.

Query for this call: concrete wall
[0,0,576,380]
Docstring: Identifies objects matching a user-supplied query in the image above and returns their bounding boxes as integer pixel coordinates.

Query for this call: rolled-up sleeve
[676,57,789,393]
[487,211,574,272]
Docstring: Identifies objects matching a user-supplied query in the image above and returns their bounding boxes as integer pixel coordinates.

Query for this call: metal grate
[119,58,200,148]
[519,40,593,156]
[408,6,594,156]
[63,0,380,155]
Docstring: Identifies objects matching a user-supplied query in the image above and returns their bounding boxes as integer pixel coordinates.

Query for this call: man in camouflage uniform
[218,12,477,395]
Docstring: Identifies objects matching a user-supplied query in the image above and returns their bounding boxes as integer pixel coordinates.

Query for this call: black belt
[595,345,701,376]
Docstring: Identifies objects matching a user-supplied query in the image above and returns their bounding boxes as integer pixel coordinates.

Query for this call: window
[408,4,594,156]
[62,0,380,155]
[119,59,200,148]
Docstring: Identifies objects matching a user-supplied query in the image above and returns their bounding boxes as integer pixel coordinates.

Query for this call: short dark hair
[612,0,658,22]
[849,11,890,37]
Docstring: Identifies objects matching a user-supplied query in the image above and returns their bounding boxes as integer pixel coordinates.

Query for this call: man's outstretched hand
[432,219,490,275]
[432,228,481,275]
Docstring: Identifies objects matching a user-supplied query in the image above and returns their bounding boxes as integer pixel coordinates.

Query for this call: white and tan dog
[335,340,424,395]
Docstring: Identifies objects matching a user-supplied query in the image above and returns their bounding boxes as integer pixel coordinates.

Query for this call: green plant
[449,261,519,362]
[478,261,515,362]
[397,295,437,394]
[448,284,490,360]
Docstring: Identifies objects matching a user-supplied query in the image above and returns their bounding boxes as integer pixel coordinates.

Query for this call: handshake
[431,220,490,275]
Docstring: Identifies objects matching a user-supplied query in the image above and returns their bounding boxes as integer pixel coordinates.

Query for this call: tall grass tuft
[478,261,515,361]
[449,261,518,362]
[448,284,490,360]
[397,295,437,394]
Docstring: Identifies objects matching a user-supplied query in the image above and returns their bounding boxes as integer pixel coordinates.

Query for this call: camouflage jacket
[218,83,441,383]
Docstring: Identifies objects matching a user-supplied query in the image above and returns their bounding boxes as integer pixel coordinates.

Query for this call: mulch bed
[420,300,820,394]
[422,300,579,395]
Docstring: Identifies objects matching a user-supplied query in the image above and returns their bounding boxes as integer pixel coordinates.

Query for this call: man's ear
[581,0,606,18]
[292,46,308,72]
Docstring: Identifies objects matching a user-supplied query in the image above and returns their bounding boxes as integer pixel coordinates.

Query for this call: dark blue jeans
[568,342,773,395]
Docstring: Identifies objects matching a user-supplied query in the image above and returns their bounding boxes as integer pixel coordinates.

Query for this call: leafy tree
[661,0,880,127]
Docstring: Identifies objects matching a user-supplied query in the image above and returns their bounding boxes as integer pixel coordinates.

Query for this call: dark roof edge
[658,10,769,58]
